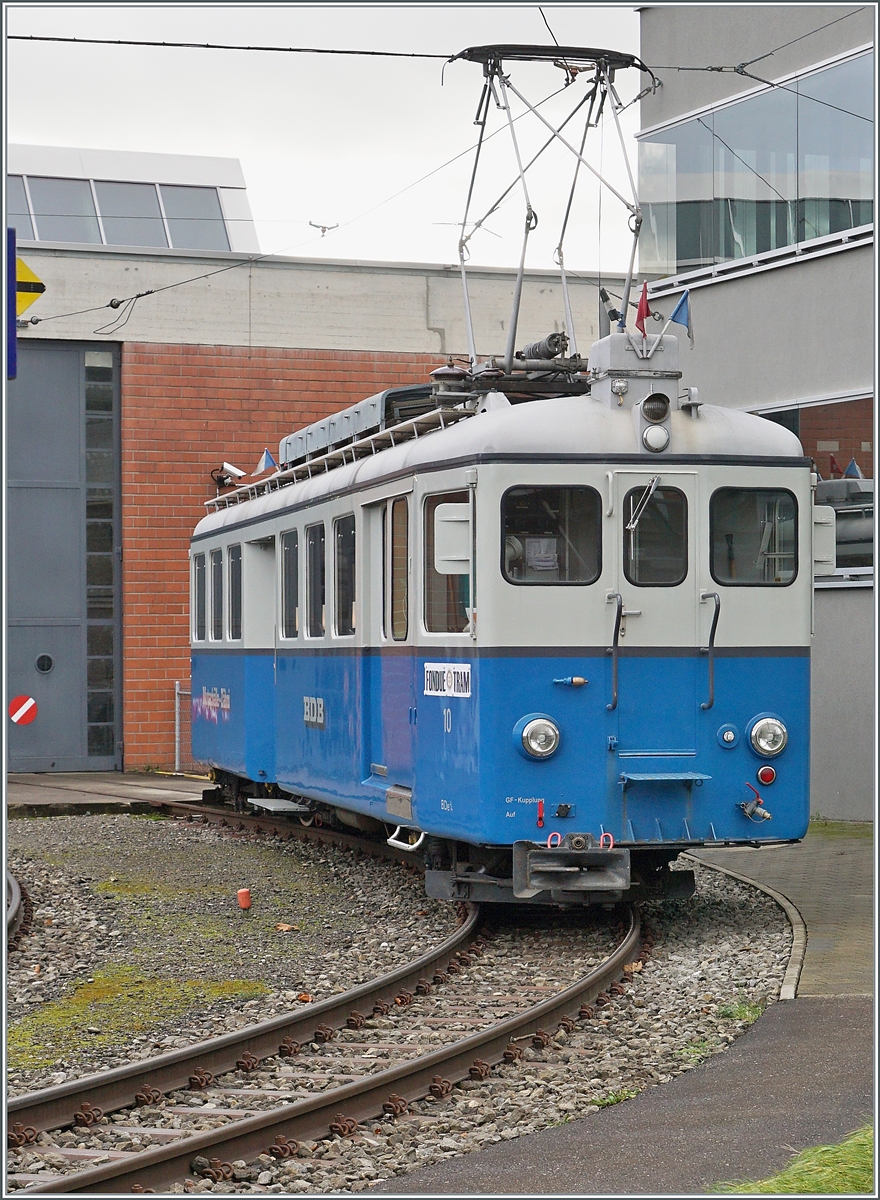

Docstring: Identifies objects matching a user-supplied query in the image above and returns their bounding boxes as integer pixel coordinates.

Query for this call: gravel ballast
[6,813,457,1095]
[6,814,792,1194]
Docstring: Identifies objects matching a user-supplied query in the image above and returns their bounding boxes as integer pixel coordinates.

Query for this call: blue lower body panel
[191,647,810,848]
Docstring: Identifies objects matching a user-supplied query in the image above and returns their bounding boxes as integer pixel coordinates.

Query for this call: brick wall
[121,342,445,769]
[799,397,874,480]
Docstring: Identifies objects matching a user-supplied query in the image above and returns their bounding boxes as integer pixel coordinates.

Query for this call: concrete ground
[5,770,205,814]
[6,777,874,1193]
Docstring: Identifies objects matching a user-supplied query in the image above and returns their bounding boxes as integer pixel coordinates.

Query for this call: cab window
[710,488,797,585]
[623,485,687,586]
[502,486,601,584]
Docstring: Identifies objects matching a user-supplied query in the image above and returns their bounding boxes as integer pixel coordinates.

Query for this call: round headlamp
[521,717,560,759]
[642,393,670,423]
[749,716,788,757]
[643,425,670,453]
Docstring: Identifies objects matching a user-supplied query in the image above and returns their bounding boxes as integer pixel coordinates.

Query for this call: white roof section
[8,144,248,189]
[193,397,805,540]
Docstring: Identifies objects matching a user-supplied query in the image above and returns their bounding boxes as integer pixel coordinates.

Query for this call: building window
[7,175,34,239]
[94,180,168,248]
[210,549,223,640]
[306,524,325,637]
[710,488,797,585]
[8,174,232,251]
[28,176,102,244]
[623,485,687,586]
[194,554,206,640]
[502,486,602,585]
[160,184,230,252]
[228,544,242,639]
[639,50,873,276]
[334,515,356,636]
[84,349,118,757]
[281,531,299,638]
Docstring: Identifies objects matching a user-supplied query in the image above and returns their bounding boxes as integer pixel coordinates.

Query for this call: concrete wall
[639,4,875,129]
[15,246,621,360]
[649,245,874,422]
[811,584,876,820]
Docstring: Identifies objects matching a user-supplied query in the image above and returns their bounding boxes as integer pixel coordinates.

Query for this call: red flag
[829,455,844,476]
[635,282,651,336]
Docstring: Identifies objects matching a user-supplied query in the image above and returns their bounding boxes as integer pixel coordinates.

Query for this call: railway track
[6,806,640,1195]
[5,801,638,1195]
[7,870,31,951]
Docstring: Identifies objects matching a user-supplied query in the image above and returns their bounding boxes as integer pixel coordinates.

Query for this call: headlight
[521,717,560,759]
[642,393,670,423]
[749,717,788,757]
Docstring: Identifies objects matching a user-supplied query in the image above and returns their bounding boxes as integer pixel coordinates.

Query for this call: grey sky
[7,5,642,270]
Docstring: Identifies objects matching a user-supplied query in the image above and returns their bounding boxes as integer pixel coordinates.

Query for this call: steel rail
[20,906,639,1194]
[8,903,480,1136]
[7,870,24,943]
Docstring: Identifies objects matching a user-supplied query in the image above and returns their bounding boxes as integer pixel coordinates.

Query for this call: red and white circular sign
[9,695,38,725]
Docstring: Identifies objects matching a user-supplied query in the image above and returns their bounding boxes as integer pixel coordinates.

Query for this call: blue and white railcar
[190,329,834,905]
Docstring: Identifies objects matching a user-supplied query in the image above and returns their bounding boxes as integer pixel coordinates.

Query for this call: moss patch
[7,967,268,1070]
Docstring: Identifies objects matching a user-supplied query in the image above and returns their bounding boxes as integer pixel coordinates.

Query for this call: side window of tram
[210,549,224,638]
[334,514,356,636]
[228,544,242,639]
[389,497,408,641]
[281,530,299,637]
[193,554,206,640]
[623,486,687,586]
[425,491,470,632]
[502,486,601,583]
[306,523,326,636]
[710,488,797,585]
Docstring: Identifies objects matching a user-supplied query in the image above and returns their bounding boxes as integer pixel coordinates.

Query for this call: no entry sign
[9,695,38,725]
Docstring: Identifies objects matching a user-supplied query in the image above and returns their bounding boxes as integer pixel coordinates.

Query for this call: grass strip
[715,1123,873,1193]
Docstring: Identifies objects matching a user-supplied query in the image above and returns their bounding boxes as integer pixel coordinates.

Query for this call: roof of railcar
[192,395,807,541]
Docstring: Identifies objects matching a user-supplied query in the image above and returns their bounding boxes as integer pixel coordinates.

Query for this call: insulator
[521,333,565,360]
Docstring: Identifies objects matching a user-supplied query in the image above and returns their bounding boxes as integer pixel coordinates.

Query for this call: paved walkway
[6,771,204,812]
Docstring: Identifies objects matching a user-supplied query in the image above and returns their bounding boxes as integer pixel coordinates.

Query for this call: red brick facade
[799,397,874,481]
[120,343,445,768]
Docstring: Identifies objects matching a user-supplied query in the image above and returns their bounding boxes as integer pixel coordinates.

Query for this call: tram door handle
[700,592,721,710]
[606,593,623,711]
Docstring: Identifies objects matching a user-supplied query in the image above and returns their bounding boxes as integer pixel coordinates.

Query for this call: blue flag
[843,457,864,479]
[669,289,694,346]
[254,447,278,474]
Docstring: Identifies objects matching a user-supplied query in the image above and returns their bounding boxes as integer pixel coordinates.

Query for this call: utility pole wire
[8,33,450,58]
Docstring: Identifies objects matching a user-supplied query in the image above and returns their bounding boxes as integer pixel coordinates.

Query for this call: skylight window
[7,175,231,252]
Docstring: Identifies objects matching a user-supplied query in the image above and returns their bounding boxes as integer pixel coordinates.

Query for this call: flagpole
[645,314,676,359]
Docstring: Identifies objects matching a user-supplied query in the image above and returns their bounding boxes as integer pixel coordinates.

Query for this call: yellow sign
[17,258,46,316]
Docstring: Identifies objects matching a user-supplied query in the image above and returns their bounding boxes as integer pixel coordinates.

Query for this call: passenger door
[365,494,416,792]
[608,470,701,755]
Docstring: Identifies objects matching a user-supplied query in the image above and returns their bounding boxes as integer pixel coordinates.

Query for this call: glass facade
[639,51,873,276]
[7,175,231,252]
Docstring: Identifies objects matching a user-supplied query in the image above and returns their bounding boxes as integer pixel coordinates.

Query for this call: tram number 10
[442,707,452,734]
